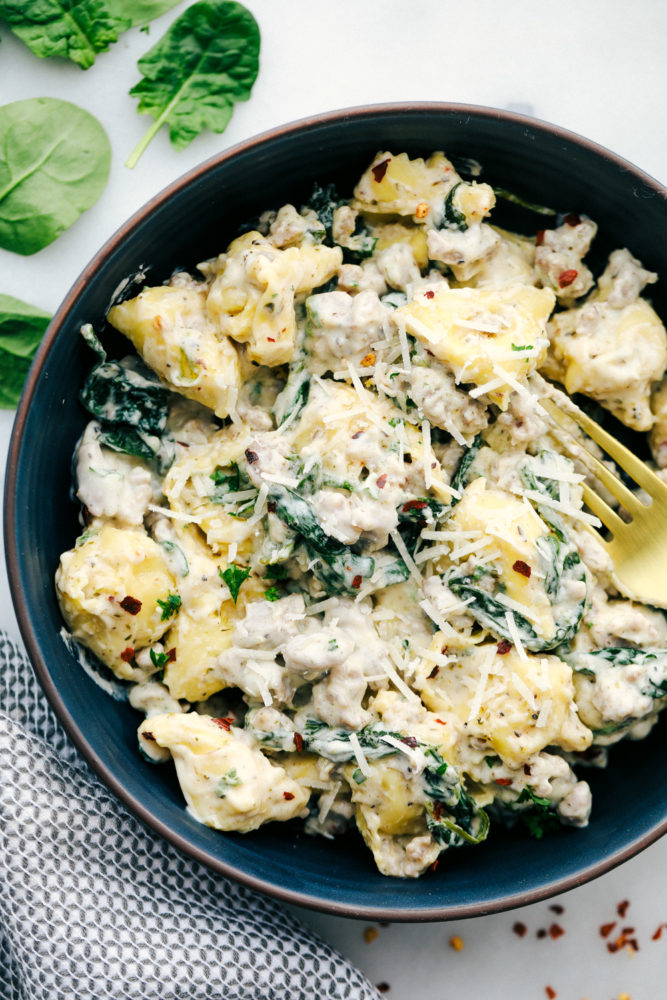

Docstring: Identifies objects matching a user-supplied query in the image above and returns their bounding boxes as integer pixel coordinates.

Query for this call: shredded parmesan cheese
[147,504,202,524]
[348,732,371,777]
[389,529,422,586]
[504,611,528,661]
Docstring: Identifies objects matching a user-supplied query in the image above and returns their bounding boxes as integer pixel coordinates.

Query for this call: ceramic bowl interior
[6,103,667,920]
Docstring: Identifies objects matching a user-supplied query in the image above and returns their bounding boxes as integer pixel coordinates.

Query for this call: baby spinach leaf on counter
[219,563,251,603]
[0,0,123,69]
[0,0,184,68]
[125,0,260,168]
[0,98,111,255]
[0,293,51,408]
[109,0,183,28]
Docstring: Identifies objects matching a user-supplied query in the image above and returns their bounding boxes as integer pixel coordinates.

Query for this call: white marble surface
[1,2,666,997]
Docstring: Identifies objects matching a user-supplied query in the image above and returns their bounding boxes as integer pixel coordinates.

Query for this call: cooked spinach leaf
[439,182,467,231]
[567,647,667,702]
[126,0,260,168]
[272,366,310,427]
[0,98,111,255]
[266,483,375,596]
[0,293,51,408]
[449,433,484,499]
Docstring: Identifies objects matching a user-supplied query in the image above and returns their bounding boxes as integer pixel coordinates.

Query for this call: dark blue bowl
[5,103,667,919]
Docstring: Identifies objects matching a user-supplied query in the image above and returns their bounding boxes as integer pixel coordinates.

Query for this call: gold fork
[541,397,667,609]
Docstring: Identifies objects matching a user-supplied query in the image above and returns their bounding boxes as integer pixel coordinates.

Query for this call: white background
[1,2,666,997]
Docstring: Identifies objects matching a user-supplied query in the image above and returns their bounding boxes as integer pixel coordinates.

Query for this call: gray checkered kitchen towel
[0,630,380,999]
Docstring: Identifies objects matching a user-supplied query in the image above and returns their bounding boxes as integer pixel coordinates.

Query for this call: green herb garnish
[220,563,251,603]
[157,593,181,621]
[265,586,280,602]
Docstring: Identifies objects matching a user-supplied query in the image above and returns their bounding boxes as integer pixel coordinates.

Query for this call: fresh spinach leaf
[109,0,183,28]
[0,293,51,408]
[0,0,183,68]
[0,0,123,69]
[126,0,260,168]
[0,98,111,255]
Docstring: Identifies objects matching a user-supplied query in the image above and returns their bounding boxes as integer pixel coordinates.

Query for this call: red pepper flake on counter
[549,904,564,915]
[536,928,547,939]
[557,268,578,288]
[120,595,142,615]
[376,983,390,994]
[545,987,557,999]
[600,922,616,938]
[512,921,527,938]
[512,559,531,578]
[363,926,379,944]
[617,900,630,919]
[652,922,667,941]
[548,923,565,939]
[449,935,464,951]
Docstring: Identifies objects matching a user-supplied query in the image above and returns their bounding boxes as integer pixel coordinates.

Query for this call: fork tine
[581,483,627,537]
[545,399,665,495]
[541,399,647,516]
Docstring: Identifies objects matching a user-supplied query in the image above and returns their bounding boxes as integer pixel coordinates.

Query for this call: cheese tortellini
[56,150,667,878]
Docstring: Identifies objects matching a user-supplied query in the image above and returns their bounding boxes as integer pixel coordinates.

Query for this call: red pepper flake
[652,922,667,941]
[557,268,578,288]
[549,904,564,915]
[548,923,565,939]
[424,289,435,299]
[535,229,546,246]
[617,900,630,919]
[351,574,363,589]
[563,212,581,227]
[415,202,429,219]
[545,988,557,999]
[283,791,295,800]
[495,777,512,786]
[435,718,447,725]
[267,337,276,343]
[621,926,635,935]
[267,500,277,513]
[402,499,427,512]
[142,731,156,741]
[429,859,439,873]
[513,921,527,938]
[213,716,235,731]
[377,474,388,489]
[166,647,177,663]
[245,449,258,464]
[497,639,512,655]
[537,929,547,939]
[427,665,440,679]
[120,647,135,663]
[376,983,391,994]
[372,158,390,183]
[363,926,379,944]
[600,922,616,938]
[512,560,531,578]
[120,595,142,615]
[379,922,390,928]
[449,935,464,951]
[293,733,304,753]
[401,736,418,748]
[433,801,444,820]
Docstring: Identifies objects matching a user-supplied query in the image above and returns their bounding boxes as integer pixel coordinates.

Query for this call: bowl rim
[5,100,667,921]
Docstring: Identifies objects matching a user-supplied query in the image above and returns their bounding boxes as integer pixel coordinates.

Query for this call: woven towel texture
[0,631,378,1000]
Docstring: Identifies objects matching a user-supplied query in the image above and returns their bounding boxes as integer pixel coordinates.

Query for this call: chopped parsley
[511,343,534,352]
[220,563,251,603]
[265,586,280,602]
[484,755,502,768]
[352,768,367,784]
[149,648,170,670]
[157,592,181,621]
[216,769,242,796]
